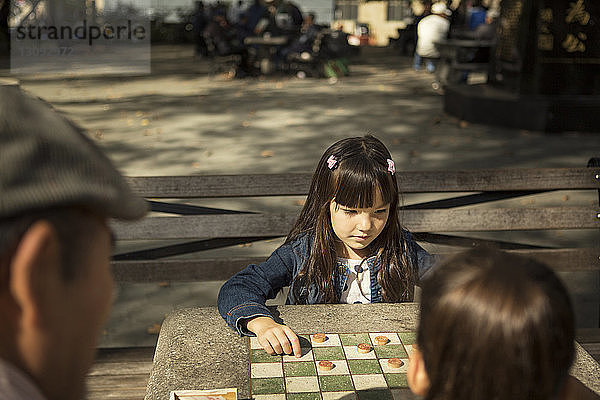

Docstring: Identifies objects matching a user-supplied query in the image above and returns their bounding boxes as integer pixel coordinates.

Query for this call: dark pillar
[444,0,600,132]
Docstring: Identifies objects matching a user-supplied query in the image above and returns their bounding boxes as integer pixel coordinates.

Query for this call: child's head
[292,134,399,250]
[408,248,575,400]
[290,135,416,302]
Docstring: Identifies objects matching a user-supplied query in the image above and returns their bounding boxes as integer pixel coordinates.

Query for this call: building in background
[334,0,413,46]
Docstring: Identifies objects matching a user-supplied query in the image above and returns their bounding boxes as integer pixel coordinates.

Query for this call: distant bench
[434,39,494,84]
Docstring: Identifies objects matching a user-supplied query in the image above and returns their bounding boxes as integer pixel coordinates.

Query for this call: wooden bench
[111,164,599,344]
[111,165,599,279]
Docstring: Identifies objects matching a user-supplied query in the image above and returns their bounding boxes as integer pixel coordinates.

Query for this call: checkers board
[249,332,419,400]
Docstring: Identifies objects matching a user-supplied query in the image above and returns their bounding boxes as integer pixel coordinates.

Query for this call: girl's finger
[258,336,276,355]
[273,329,293,355]
[265,331,284,354]
[282,326,302,357]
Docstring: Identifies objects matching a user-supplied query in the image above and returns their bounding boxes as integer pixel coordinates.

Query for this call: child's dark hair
[287,135,416,303]
[418,247,575,400]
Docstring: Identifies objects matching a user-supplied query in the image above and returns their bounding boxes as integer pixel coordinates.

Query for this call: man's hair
[0,208,100,289]
[418,247,575,400]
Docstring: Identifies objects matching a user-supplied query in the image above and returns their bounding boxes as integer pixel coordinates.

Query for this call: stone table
[144,304,600,400]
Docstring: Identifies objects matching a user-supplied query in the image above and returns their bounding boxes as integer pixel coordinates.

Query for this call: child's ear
[407,345,430,396]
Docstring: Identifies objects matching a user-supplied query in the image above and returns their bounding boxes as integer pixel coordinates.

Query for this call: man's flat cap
[0,84,147,220]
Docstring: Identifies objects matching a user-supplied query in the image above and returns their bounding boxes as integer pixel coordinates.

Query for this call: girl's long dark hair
[286,135,416,303]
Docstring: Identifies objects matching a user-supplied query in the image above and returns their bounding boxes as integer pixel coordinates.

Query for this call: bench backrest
[111,167,600,282]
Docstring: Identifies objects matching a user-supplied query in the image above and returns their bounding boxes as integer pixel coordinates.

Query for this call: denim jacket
[217,232,435,336]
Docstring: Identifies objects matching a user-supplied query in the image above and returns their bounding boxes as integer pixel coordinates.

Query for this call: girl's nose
[357,213,372,231]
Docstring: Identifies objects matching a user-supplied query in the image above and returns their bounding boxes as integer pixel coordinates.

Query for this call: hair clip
[327,155,338,170]
[387,159,395,175]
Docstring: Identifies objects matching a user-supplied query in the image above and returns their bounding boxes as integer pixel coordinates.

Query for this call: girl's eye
[342,209,358,214]
[375,208,388,214]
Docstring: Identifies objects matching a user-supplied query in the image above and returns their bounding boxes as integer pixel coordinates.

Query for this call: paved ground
[3,44,599,346]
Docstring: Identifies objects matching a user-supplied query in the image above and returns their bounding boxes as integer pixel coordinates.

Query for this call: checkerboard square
[252,394,286,400]
[319,375,354,392]
[396,332,416,345]
[385,374,409,389]
[356,390,394,400]
[373,345,408,359]
[352,374,387,391]
[284,361,317,377]
[313,346,345,361]
[252,349,284,363]
[316,360,349,376]
[286,392,321,400]
[252,362,284,378]
[369,333,401,345]
[343,345,376,360]
[403,344,414,357]
[285,376,320,393]
[321,391,356,400]
[252,377,285,395]
[347,359,382,375]
[310,333,341,347]
[283,349,314,363]
[339,333,371,346]
[379,359,408,374]
[391,388,420,400]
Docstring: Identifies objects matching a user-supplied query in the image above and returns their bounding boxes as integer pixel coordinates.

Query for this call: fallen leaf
[136,111,143,117]
[261,150,274,157]
[295,199,306,206]
[242,121,251,127]
[192,162,201,168]
[141,118,150,126]
[459,120,468,128]
[158,281,170,287]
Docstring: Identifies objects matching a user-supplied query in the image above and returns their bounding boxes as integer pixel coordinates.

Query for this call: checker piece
[357,343,372,353]
[312,333,327,343]
[388,358,404,368]
[318,360,334,371]
[374,335,389,345]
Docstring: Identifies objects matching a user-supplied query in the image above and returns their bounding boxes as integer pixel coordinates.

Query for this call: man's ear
[407,345,430,396]
[9,220,62,329]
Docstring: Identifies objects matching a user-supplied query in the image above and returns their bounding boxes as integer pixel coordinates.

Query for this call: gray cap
[0,84,147,220]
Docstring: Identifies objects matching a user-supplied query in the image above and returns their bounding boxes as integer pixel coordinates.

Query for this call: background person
[0,85,146,400]
[414,2,451,72]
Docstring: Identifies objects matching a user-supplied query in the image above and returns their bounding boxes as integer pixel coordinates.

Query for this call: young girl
[407,248,596,400]
[218,135,434,357]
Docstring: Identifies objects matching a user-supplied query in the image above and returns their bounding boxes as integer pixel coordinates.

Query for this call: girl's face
[329,188,390,260]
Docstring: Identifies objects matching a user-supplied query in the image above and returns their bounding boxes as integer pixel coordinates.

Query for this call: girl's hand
[246,316,302,358]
